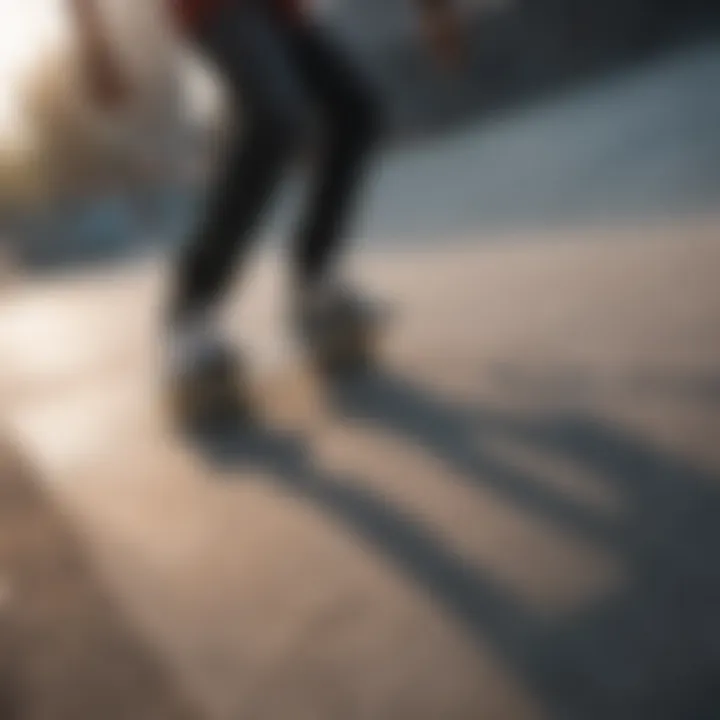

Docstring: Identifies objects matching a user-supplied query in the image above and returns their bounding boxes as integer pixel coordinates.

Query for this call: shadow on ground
[490,364,720,408]
[189,367,720,720]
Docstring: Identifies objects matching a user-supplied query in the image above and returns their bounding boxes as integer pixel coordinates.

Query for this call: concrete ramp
[0,441,198,719]
[2,219,720,719]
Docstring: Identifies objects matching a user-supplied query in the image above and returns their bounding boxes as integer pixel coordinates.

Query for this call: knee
[361,87,386,145]
[246,100,314,159]
[332,85,385,151]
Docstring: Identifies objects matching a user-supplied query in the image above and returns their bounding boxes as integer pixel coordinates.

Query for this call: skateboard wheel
[166,352,251,426]
[312,323,378,375]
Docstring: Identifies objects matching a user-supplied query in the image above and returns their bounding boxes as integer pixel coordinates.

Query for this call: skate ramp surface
[2,217,720,719]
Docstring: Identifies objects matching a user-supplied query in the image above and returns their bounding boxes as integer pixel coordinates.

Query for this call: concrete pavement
[2,33,720,720]
[0,440,199,720]
[1,215,720,719]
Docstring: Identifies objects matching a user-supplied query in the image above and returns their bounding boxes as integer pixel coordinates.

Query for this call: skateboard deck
[165,301,391,435]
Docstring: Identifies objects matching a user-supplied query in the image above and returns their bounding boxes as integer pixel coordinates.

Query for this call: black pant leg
[285,23,385,286]
[171,3,311,319]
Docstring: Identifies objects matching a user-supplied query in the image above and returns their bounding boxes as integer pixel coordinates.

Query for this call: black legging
[171,2,382,319]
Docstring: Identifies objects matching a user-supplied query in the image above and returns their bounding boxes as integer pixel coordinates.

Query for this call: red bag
[171,0,305,33]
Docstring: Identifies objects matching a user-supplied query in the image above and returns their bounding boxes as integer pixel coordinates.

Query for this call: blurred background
[1,1,720,719]
[0,0,717,268]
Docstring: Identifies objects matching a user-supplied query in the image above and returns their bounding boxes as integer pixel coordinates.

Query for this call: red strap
[171,0,304,32]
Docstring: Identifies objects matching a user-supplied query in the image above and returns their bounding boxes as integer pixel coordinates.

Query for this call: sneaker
[164,309,244,421]
[165,308,221,373]
[293,281,383,372]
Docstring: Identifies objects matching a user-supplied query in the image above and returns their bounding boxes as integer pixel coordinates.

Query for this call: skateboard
[166,307,389,431]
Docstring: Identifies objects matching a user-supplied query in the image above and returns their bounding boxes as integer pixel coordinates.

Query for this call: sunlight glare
[0,0,65,146]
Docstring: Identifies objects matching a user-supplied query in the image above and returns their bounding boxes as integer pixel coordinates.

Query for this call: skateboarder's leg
[284,22,384,289]
[274,23,385,369]
[170,4,312,322]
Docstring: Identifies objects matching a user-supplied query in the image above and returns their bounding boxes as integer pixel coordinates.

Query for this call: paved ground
[1,36,720,720]
[1,215,720,719]
[0,441,199,720]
